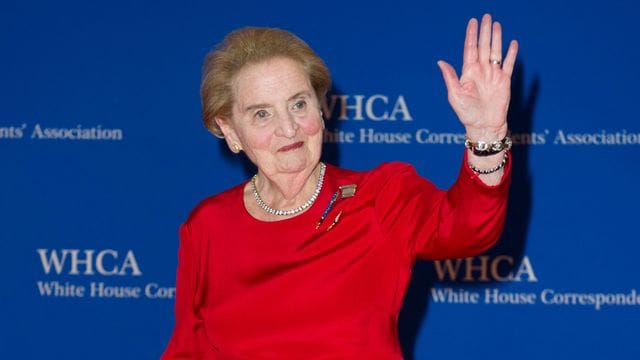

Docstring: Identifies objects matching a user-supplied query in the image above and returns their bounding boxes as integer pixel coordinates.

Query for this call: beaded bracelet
[468,151,508,175]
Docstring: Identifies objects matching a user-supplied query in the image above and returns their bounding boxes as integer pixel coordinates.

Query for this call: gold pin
[326,210,343,232]
[316,184,356,230]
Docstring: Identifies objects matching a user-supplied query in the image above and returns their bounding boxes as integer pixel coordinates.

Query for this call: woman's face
[218,57,324,178]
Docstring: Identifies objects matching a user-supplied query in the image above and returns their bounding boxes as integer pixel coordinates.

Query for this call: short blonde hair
[200,27,332,137]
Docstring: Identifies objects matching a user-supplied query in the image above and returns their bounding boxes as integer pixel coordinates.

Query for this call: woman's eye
[292,100,307,111]
[255,110,269,119]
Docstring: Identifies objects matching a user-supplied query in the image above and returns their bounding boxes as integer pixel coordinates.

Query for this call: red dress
[162,153,511,359]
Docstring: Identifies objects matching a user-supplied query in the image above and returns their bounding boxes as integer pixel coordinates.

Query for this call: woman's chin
[272,157,317,175]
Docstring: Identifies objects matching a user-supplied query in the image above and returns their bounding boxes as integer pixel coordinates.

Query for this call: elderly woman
[163,14,517,359]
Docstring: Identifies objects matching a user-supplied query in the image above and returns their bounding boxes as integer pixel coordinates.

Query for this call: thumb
[437,60,461,94]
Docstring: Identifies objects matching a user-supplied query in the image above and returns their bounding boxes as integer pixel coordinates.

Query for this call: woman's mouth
[278,141,304,152]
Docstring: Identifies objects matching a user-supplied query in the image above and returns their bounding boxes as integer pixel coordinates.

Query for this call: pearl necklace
[251,163,326,216]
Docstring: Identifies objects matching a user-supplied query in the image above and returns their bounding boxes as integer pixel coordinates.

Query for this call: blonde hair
[200,27,332,137]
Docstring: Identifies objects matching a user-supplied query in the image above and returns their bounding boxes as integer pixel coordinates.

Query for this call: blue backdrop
[2,0,639,359]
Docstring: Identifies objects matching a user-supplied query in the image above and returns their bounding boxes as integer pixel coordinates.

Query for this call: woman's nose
[275,112,299,138]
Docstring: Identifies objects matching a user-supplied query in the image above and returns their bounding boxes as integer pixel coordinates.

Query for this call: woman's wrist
[466,148,508,186]
[464,123,508,143]
[465,134,512,157]
[468,151,508,175]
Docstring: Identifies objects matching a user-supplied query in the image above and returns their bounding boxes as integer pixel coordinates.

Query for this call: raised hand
[437,14,518,142]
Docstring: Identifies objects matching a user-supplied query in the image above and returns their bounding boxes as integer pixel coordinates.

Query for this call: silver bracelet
[468,151,508,175]
[465,135,512,156]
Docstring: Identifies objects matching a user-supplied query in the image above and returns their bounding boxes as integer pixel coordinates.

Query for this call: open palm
[438,14,518,140]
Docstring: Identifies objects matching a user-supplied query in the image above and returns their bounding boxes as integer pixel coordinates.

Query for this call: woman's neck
[244,162,323,221]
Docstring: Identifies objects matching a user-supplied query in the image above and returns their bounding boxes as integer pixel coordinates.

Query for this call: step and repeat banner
[2,0,639,359]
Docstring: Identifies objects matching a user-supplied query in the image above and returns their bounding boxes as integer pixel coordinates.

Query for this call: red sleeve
[374,151,511,261]
[161,222,207,359]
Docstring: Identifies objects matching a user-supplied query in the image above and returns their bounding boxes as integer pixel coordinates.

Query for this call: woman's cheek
[243,129,273,151]
[300,116,323,136]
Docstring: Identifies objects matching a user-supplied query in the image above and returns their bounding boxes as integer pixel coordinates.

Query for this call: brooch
[316,184,357,231]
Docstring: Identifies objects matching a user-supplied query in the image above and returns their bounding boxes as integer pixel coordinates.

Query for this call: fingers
[463,18,479,66]
[490,21,503,65]
[478,14,492,63]
[437,60,461,93]
[466,14,517,75]
[502,40,519,77]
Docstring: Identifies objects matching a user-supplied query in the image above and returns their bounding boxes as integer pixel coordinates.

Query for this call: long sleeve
[374,151,511,262]
[161,222,207,359]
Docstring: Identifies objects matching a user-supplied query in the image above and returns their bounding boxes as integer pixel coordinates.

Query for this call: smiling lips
[278,141,304,152]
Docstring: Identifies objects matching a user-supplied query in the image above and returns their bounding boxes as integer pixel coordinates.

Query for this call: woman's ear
[215,116,243,153]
